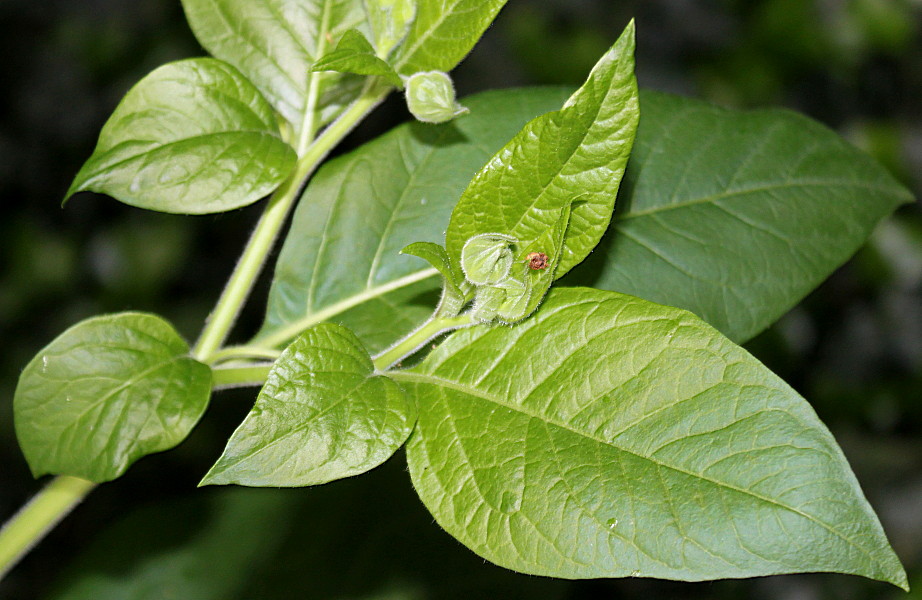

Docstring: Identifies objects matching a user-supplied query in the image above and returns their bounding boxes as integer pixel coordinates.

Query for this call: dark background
[1,1,921,598]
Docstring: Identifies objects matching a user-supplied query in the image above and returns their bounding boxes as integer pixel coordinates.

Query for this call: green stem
[210,345,282,364]
[373,313,475,371]
[212,363,273,390]
[193,80,391,363]
[0,476,96,580]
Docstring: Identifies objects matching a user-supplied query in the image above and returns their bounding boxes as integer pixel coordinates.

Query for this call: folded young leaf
[401,241,467,316]
[181,0,368,133]
[312,29,403,87]
[565,90,915,343]
[14,313,212,482]
[257,88,573,353]
[65,58,296,214]
[445,22,639,280]
[393,0,508,75]
[404,70,469,123]
[396,287,907,588]
[202,323,414,487]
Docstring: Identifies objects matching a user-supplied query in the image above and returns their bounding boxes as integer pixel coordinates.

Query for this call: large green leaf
[565,90,915,343]
[202,323,414,486]
[14,313,212,482]
[65,58,296,214]
[445,22,639,280]
[180,0,368,134]
[392,0,508,75]
[395,287,907,587]
[256,87,573,352]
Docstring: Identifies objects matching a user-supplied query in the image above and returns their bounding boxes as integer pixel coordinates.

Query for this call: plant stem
[0,476,95,580]
[209,345,282,364]
[193,80,391,363]
[373,313,475,371]
[211,363,273,390]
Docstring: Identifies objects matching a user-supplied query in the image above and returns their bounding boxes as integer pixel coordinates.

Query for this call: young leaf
[201,323,414,487]
[393,0,508,75]
[564,90,915,343]
[257,88,573,353]
[180,0,368,133]
[65,58,296,215]
[445,22,639,280]
[401,241,467,316]
[312,29,403,87]
[396,287,907,588]
[405,71,469,123]
[364,0,415,57]
[14,313,212,482]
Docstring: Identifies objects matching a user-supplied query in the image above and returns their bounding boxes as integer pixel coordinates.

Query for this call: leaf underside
[398,287,906,588]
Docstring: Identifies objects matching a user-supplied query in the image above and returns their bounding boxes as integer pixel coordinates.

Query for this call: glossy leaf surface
[65,58,296,214]
[445,22,639,279]
[202,323,414,486]
[566,90,914,342]
[398,287,906,588]
[180,0,367,132]
[258,87,573,352]
[14,313,211,482]
[312,28,402,86]
[393,0,508,75]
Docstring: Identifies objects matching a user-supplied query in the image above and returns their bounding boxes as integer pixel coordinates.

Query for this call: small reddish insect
[526,252,548,270]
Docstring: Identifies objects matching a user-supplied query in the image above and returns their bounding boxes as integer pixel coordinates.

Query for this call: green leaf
[65,58,296,214]
[180,0,368,133]
[312,28,403,86]
[401,241,467,316]
[202,323,414,486]
[396,287,907,588]
[445,22,639,280]
[14,313,212,482]
[257,87,573,353]
[393,0,508,75]
[565,90,915,343]
[364,0,415,57]
[405,70,469,123]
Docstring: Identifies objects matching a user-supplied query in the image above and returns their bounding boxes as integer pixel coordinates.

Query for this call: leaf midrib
[390,370,882,568]
[616,180,907,223]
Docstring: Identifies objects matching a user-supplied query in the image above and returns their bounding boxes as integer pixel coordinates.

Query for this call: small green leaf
[445,22,639,279]
[401,241,468,316]
[258,88,573,353]
[14,313,212,482]
[565,90,915,342]
[202,323,414,487]
[180,0,368,134]
[393,0,508,75]
[405,71,469,123]
[397,287,907,588]
[65,58,296,214]
[312,29,403,87]
[364,0,416,57]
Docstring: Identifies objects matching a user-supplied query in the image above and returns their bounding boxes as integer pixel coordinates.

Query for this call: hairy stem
[0,476,96,580]
[212,363,273,390]
[193,79,391,363]
[373,313,475,371]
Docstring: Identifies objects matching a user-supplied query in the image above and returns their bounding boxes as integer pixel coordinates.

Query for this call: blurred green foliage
[1,1,920,598]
